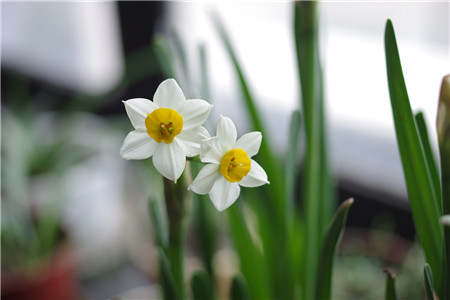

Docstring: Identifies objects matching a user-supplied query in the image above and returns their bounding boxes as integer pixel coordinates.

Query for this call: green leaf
[415,111,441,214]
[227,204,272,299]
[424,263,435,300]
[212,12,294,299]
[191,270,215,300]
[315,198,354,300]
[158,247,179,300]
[294,2,334,298]
[153,34,176,79]
[230,274,251,300]
[149,198,168,248]
[384,19,443,292]
[437,75,450,300]
[285,110,302,213]
[211,11,286,210]
[383,268,399,300]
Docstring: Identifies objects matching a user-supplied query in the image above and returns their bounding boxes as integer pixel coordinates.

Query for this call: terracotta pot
[1,244,79,300]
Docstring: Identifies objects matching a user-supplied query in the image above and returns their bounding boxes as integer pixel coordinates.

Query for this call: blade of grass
[384,19,443,294]
[424,263,435,300]
[158,247,179,300]
[437,75,450,300]
[230,274,251,300]
[149,198,168,249]
[285,110,302,213]
[294,2,334,298]
[212,12,294,299]
[227,203,271,299]
[211,12,286,210]
[383,268,399,300]
[191,270,215,300]
[315,198,354,300]
[415,111,441,213]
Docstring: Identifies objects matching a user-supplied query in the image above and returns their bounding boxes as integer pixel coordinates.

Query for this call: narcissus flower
[120,79,212,182]
[189,116,269,211]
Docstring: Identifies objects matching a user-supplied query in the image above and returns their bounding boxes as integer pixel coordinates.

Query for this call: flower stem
[163,163,192,299]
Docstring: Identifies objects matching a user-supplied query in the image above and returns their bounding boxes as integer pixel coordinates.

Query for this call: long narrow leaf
[315,198,354,300]
[383,268,399,300]
[424,264,435,300]
[437,75,450,300]
[212,12,294,299]
[227,203,271,299]
[211,12,286,210]
[415,111,441,213]
[384,19,443,292]
[149,198,168,248]
[230,274,251,300]
[191,270,215,300]
[294,2,333,298]
[158,247,179,300]
[285,110,302,213]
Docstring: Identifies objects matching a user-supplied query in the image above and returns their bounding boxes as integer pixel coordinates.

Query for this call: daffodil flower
[120,79,212,182]
[189,116,269,211]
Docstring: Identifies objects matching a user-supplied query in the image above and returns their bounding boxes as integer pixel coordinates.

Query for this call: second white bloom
[189,116,269,211]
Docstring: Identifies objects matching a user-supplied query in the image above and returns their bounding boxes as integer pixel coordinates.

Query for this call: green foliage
[315,198,354,300]
[383,268,398,300]
[191,270,215,300]
[424,264,435,300]
[294,2,334,298]
[437,75,450,300]
[230,274,251,300]
[384,19,443,294]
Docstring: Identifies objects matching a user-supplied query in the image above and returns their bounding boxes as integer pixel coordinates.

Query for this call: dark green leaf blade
[384,19,443,291]
[230,274,251,300]
[285,110,302,213]
[383,268,399,300]
[227,204,271,299]
[424,263,435,300]
[315,198,354,300]
[437,75,450,300]
[158,247,179,300]
[294,2,334,298]
[415,111,441,214]
[191,270,215,300]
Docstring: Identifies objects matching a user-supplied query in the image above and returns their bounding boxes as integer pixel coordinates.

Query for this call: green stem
[163,163,192,299]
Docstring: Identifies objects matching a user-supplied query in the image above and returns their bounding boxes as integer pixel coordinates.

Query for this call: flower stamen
[146,108,183,143]
[220,148,251,182]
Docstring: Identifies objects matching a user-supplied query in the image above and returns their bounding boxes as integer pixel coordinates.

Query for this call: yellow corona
[145,108,183,143]
[219,148,251,182]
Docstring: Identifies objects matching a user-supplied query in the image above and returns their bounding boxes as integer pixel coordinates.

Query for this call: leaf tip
[338,197,354,211]
[383,267,396,279]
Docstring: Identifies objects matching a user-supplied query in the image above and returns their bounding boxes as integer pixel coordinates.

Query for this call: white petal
[120,129,157,160]
[234,132,262,157]
[239,159,269,187]
[189,164,221,195]
[152,139,186,182]
[209,177,240,211]
[179,100,213,130]
[200,137,226,164]
[217,116,237,149]
[153,79,186,109]
[123,98,158,129]
[176,127,211,157]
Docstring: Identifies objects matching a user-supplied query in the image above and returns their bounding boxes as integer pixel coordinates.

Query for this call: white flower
[120,79,212,182]
[189,116,269,211]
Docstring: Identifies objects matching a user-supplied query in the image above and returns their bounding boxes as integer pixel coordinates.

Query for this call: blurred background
[1,1,449,299]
